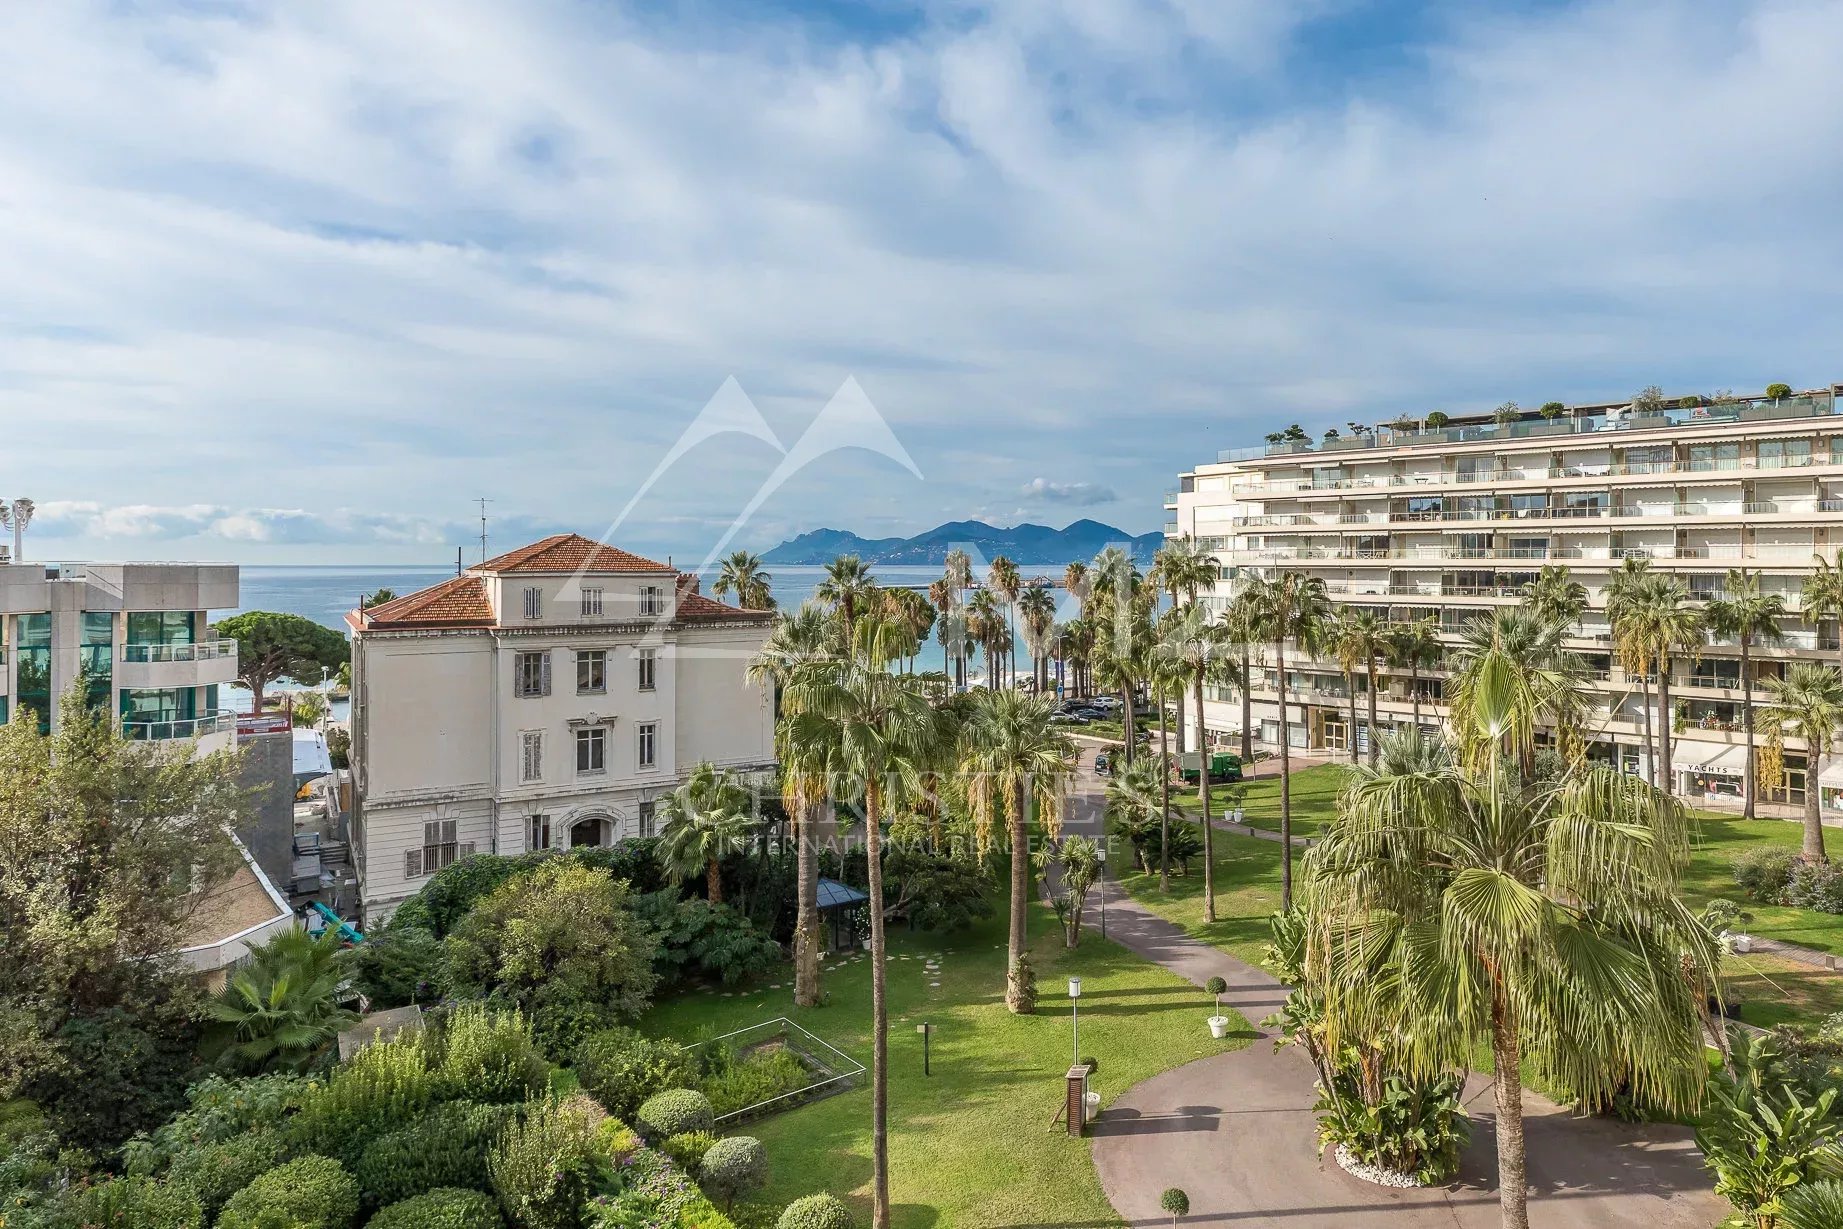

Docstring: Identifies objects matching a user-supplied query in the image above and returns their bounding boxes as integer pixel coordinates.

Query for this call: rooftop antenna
[474,497,493,563]
[456,546,464,577]
[0,498,34,563]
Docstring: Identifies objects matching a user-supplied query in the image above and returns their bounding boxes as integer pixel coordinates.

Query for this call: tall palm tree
[944,549,973,687]
[1152,536,1221,751]
[1329,608,1364,767]
[1222,584,1261,762]
[1092,586,1150,767]
[1387,615,1442,729]
[1761,663,1843,862]
[713,551,776,610]
[1705,568,1788,820]
[1061,617,1094,701]
[1521,563,1587,629]
[1344,608,1391,766]
[817,555,877,637]
[1448,606,1587,782]
[656,761,759,903]
[747,603,838,1006]
[987,557,1022,686]
[1312,726,1720,1229]
[1801,555,1843,673]
[1622,575,1705,796]
[1018,585,1057,693]
[782,616,947,1229]
[881,587,936,673]
[1064,560,1090,620]
[960,689,1074,1010]
[1607,557,1658,783]
[1159,603,1236,918]
[927,578,957,681]
[1242,570,1332,908]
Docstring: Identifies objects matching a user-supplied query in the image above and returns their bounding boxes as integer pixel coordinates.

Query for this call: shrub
[389,854,530,937]
[218,1155,360,1229]
[1783,860,1843,913]
[1492,400,1519,425]
[636,1089,714,1141]
[699,1137,767,1211]
[437,1003,549,1105]
[1424,411,1449,429]
[1314,1070,1469,1184]
[697,1047,810,1118]
[1539,401,1567,418]
[573,1027,696,1120]
[1204,976,1228,1012]
[1733,847,1800,903]
[532,1001,620,1062]
[125,1073,318,1175]
[290,1034,436,1170]
[776,1193,855,1229]
[367,1188,505,1229]
[634,892,782,988]
[1767,382,1794,401]
[660,1130,718,1172]
[164,1129,288,1220]
[1160,1188,1189,1224]
[350,925,447,1008]
[487,1094,606,1229]
[355,1100,517,1207]
[55,1176,202,1229]
[585,1149,732,1229]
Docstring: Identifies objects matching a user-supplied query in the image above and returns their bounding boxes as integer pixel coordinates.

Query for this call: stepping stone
[930,981,941,987]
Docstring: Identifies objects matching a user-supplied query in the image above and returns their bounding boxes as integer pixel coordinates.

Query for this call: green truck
[1178,751,1243,785]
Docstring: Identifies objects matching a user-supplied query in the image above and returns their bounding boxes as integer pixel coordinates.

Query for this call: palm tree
[1242,570,1332,908]
[1061,617,1094,701]
[747,603,838,1006]
[1105,753,1164,875]
[656,761,759,903]
[1387,615,1441,729]
[360,587,397,609]
[1222,584,1261,762]
[1522,564,1587,629]
[782,616,947,1229]
[1160,603,1236,918]
[1092,592,1150,767]
[1761,663,1843,862]
[206,929,357,1072]
[1152,536,1221,752]
[881,588,935,673]
[1312,726,1720,1229]
[1607,557,1658,783]
[960,688,1074,1010]
[1064,560,1090,620]
[1018,585,1057,693]
[944,549,973,687]
[1705,569,1788,819]
[987,557,1022,687]
[817,555,877,637]
[713,551,776,610]
[1801,556,1843,673]
[1448,607,1587,782]
[1624,575,1705,795]
[928,578,958,681]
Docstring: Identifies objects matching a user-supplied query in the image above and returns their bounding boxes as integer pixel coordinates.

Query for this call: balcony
[122,708,235,741]
[120,638,236,664]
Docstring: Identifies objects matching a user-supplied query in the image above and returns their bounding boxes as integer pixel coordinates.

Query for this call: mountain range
[760,519,1164,567]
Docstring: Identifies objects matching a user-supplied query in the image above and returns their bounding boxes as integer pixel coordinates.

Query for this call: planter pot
[1083,1091,1101,1122]
[1207,1015,1230,1039]
[861,938,872,951]
[1729,933,1753,954]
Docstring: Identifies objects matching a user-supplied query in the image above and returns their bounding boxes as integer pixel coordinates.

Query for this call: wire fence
[691,1016,866,1126]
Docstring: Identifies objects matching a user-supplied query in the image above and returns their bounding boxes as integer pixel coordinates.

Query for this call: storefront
[1678,744,1745,803]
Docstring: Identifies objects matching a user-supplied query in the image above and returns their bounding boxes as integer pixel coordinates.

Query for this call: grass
[1723,951,1843,1031]
[1107,827,1290,968]
[1683,810,1843,952]
[642,903,1250,1229]
[1171,762,1347,838]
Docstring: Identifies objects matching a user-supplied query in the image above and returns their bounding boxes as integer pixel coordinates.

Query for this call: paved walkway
[1061,753,1725,1229]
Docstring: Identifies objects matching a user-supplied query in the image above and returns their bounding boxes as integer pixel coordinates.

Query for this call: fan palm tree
[656,761,760,903]
[1705,569,1789,819]
[960,688,1074,1010]
[360,587,397,609]
[927,578,957,682]
[1019,585,1057,693]
[782,616,947,1229]
[1761,663,1843,862]
[1242,570,1332,908]
[1621,575,1705,795]
[747,603,838,1005]
[1105,752,1165,876]
[944,551,974,685]
[1152,536,1221,749]
[1521,564,1588,629]
[1061,616,1094,701]
[1092,590,1151,767]
[1159,603,1238,917]
[1607,557,1658,782]
[206,929,357,1073]
[1311,726,1721,1229]
[1802,555,1843,673]
[1448,606,1587,782]
[713,551,775,610]
[987,556,1022,687]
[1387,615,1442,729]
[1222,584,1261,762]
[1064,560,1090,619]
[817,555,877,637]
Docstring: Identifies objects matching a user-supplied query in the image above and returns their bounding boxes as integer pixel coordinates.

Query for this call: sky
[5,0,1843,565]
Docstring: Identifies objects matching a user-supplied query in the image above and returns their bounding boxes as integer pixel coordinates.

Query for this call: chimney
[675,571,701,598]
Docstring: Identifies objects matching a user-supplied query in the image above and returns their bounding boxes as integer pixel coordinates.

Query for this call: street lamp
[1067,976,1082,1067]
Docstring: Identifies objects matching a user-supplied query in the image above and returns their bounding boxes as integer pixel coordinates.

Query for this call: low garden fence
[690,1016,865,1126]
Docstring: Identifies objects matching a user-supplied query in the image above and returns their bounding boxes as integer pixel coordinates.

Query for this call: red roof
[355,575,495,629]
[477,533,671,575]
[676,591,770,620]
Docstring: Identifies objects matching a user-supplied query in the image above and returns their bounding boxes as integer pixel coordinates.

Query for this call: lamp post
[1067,976,1082,1067]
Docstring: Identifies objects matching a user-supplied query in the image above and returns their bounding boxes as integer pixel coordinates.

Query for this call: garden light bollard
[916,1021,933,1076]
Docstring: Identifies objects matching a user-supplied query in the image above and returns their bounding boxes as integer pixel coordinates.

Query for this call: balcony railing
[120,638,237,664]
[1228,450,1843,495]
[1222,543,1831,565]
[122,709,235,741]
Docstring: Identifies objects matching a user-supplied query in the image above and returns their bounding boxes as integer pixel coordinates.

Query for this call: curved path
[1061,748,1725,1228]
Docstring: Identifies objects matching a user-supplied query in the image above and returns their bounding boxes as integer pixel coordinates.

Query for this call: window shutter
[423,820,439,845]
[405,848,422,878]
[540,653,552,696]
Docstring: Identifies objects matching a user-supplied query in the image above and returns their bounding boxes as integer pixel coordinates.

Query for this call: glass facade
[126,610,196,645]
[14,614,50,733]
[120,685,217,739]
[80,612,112,713]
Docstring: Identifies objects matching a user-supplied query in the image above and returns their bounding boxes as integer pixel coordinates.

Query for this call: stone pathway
[1060,754,1725,1229]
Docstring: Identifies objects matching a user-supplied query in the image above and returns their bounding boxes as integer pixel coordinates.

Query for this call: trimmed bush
[699,1136,767,1211]
[635,1089,714,1141]
[1733,847,1799,903]
[164,1129,288,1219]
[56,1176,202,1229]
[291,1035,436,1170]
[218,1155,360,1229]
[776,1193,855,1229]
[1782,860,1843,913]
[660,1130,718,1173]
[1160,1187,1189,1224]
[436,1004,549,1105]
[573,1027,696,1120]
[487,1094,606,1229]
[355,1100,517,1207]
[585,1148,732,1229]
[367,1187,504,1229]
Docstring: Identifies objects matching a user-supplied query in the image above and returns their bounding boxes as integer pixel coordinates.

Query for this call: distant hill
[761,519,1164,567]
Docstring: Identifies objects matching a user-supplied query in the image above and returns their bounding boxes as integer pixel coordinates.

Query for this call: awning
[1819,760,1843,789]
[815,878,869,910]
[1677,744,1747,779]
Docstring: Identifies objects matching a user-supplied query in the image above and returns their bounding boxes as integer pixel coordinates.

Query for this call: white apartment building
[0,560,239,751]
[1170,385,1843,813]
[346,533,777,925]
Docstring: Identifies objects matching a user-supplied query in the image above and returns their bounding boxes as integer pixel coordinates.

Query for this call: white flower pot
[1207,1015,1230,1039]
[1729,934,1753,954]
[1083,1091,1101,1122]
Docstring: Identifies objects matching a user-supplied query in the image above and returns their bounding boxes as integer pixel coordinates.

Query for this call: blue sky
[5,0,1843,564]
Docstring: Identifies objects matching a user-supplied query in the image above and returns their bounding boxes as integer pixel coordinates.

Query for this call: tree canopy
[218,611,350,713]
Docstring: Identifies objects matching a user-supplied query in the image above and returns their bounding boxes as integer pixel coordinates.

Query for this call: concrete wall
[235,730,297,892]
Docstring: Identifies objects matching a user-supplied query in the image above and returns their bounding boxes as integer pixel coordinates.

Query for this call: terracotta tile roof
[476,533,671,575]
[675,591,772,621]
[357,575,496,629]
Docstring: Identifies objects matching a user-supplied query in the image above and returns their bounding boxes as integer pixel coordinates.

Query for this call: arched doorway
[569,816,604,848]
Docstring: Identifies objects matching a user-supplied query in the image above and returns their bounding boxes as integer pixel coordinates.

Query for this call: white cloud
[1020,477,1116,505]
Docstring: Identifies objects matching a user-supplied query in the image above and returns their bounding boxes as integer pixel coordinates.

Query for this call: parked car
[1089,695,1122,711]
[1093,751,1111,776]
[1050,712,1091,725]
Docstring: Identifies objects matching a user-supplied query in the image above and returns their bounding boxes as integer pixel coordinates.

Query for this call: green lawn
[642,904,1249,1229]
[1723,951,1843,1031]
[1170,762,1348,838]
[1108,827,1291,968]
[1684,811,1843,953]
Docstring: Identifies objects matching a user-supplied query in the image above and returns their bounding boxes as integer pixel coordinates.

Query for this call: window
[637,647,656,691]
[528,814,551,851]
[640,585,662,616]
[576,727,606,774]
[580,588,603,617]
[523,586,544,620]
[409,818,461,878]
[577,650,606,694]
[520,730,543,782]
[637,800,656,838]
[515,651,550,697]
[637,722,657,769]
